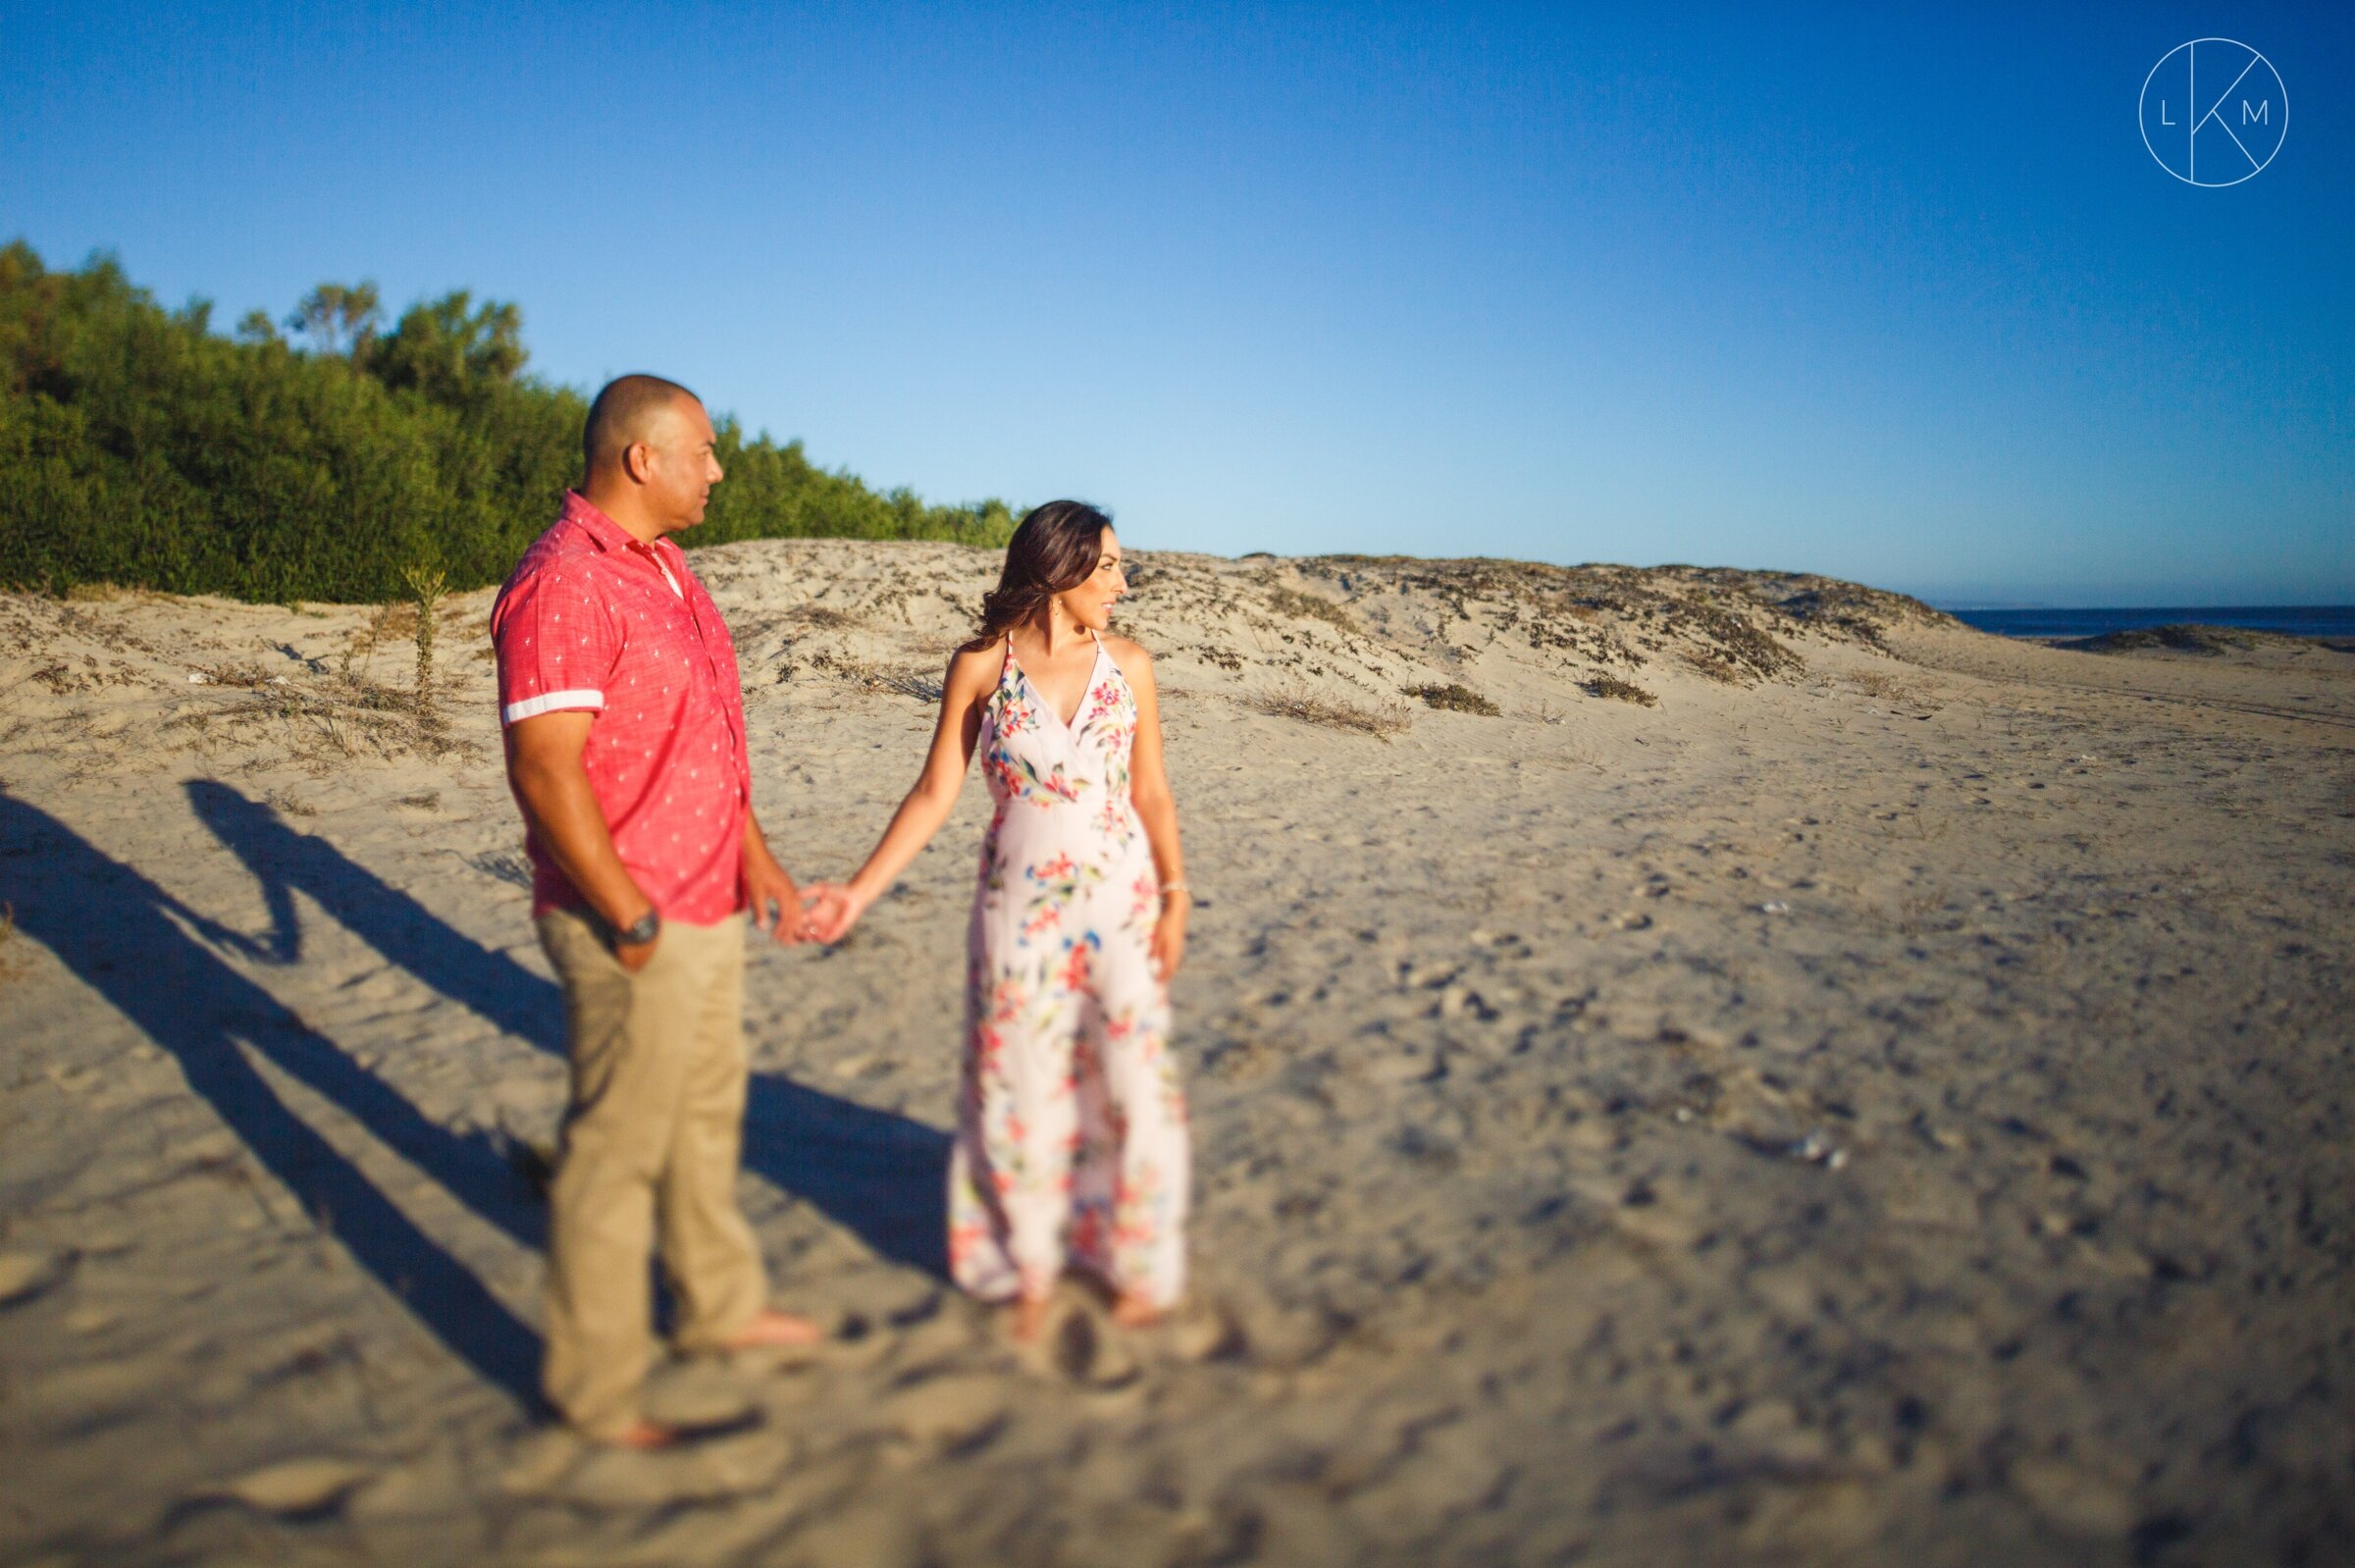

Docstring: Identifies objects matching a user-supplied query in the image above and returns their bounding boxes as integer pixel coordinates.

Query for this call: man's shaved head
[583,374,702,478]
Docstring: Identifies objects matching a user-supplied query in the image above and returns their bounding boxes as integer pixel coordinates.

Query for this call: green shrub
[0,241,1014,602]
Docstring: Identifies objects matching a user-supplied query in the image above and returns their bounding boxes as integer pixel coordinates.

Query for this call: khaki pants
[537,909,768,1437]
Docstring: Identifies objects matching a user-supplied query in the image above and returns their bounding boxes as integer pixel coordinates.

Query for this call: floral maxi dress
[949,633,1188,1308]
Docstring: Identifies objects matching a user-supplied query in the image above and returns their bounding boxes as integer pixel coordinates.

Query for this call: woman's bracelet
[1159,881,1191,901]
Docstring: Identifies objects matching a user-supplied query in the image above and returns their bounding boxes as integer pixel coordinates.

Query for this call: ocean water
[1950,606,2355,641]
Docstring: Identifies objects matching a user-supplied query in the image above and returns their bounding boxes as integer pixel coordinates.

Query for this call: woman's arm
[1113,640,1190,981]
[807,647,996,942]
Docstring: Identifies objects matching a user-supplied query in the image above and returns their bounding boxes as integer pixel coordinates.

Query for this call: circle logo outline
[2139,37,2287,187]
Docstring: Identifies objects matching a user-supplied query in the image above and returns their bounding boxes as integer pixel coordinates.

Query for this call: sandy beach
[2,541,2349,1566]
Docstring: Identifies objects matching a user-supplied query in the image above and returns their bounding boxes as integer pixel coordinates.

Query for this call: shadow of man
[183,781,952,1279]
[0,792,540,1404]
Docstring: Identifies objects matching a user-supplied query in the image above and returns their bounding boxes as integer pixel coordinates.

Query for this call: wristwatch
[612,909,661,949]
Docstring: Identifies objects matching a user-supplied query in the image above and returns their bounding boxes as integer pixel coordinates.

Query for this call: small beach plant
[400,562,448,713]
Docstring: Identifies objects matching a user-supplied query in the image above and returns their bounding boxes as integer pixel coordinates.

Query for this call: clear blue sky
[3,2,2347,604]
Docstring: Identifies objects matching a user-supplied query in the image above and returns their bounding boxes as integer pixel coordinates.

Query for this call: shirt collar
[559,491,675,560]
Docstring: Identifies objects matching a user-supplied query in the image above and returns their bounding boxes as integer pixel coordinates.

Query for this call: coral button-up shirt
[491,491,753,924]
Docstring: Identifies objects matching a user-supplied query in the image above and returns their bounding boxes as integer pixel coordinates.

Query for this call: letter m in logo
[2244,99,2271,125]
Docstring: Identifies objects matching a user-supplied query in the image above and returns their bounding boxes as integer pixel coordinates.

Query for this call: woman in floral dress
[807,501,1191,1335]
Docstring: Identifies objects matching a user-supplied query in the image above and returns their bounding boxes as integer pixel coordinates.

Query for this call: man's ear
[621,440,654,485]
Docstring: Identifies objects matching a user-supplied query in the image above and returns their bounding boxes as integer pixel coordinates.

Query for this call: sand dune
[2,543,2350,1566]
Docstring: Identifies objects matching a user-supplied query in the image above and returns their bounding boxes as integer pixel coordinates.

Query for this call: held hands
[742,835,817,946]
[800,882,873,945]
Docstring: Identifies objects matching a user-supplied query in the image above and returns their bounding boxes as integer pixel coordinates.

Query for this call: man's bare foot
[1010,1293,1053,1343]
[600,1418,681,1450]
[722,1307,825,1351]
[1110,1292,1165,1330]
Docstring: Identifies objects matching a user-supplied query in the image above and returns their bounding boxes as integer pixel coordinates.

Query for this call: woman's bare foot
[1110,1292,1165,1330]
[600,1418,681,1450]
[722,1307,826,1351]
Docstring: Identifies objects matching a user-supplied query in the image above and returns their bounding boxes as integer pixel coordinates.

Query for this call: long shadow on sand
[0,792,542,1403]
[184,781,951,1279]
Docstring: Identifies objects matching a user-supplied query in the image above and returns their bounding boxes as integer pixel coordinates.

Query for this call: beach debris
[1758,900,1792,915]
[0,1249,69,1306]
[186,671,209,683]
[1788,1129,1850,1172]
[204,1457,376,1517]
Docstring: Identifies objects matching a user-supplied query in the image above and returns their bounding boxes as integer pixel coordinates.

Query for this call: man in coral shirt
[493,374,819,1446]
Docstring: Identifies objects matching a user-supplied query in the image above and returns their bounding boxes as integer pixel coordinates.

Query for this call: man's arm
[504,710,660,970]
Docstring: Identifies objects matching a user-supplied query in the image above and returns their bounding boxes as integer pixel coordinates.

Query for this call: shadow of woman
[183,781,952,1279]
[0,792,541,1404]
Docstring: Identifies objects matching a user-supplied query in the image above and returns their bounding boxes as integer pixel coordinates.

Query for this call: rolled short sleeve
[492,564,619,725]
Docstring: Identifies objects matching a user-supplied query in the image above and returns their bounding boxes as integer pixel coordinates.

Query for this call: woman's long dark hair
[971,499,1114,647]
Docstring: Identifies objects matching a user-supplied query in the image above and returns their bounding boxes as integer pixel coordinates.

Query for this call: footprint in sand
[1044,1300,1141,1390]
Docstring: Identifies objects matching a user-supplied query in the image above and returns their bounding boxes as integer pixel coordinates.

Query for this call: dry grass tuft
[1586,673,1658,706]
[1897,888,1948,935]
[804,650,944,704]
[370,601,419,641]
[792,603,864,630]
[262,787,318,818]
[1254,688,1411,739]
[1682,649,1750,684]
[1847,668,1914,702]
[192,661,282,690]
[1265,586,1360,634]
[167,660,480,768]
[1405,681,1500,715]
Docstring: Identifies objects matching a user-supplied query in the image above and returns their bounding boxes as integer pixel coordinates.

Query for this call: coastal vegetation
[0,243,1016,602]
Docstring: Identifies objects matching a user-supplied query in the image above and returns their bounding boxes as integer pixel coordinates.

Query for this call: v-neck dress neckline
[1005,633,1107,734]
